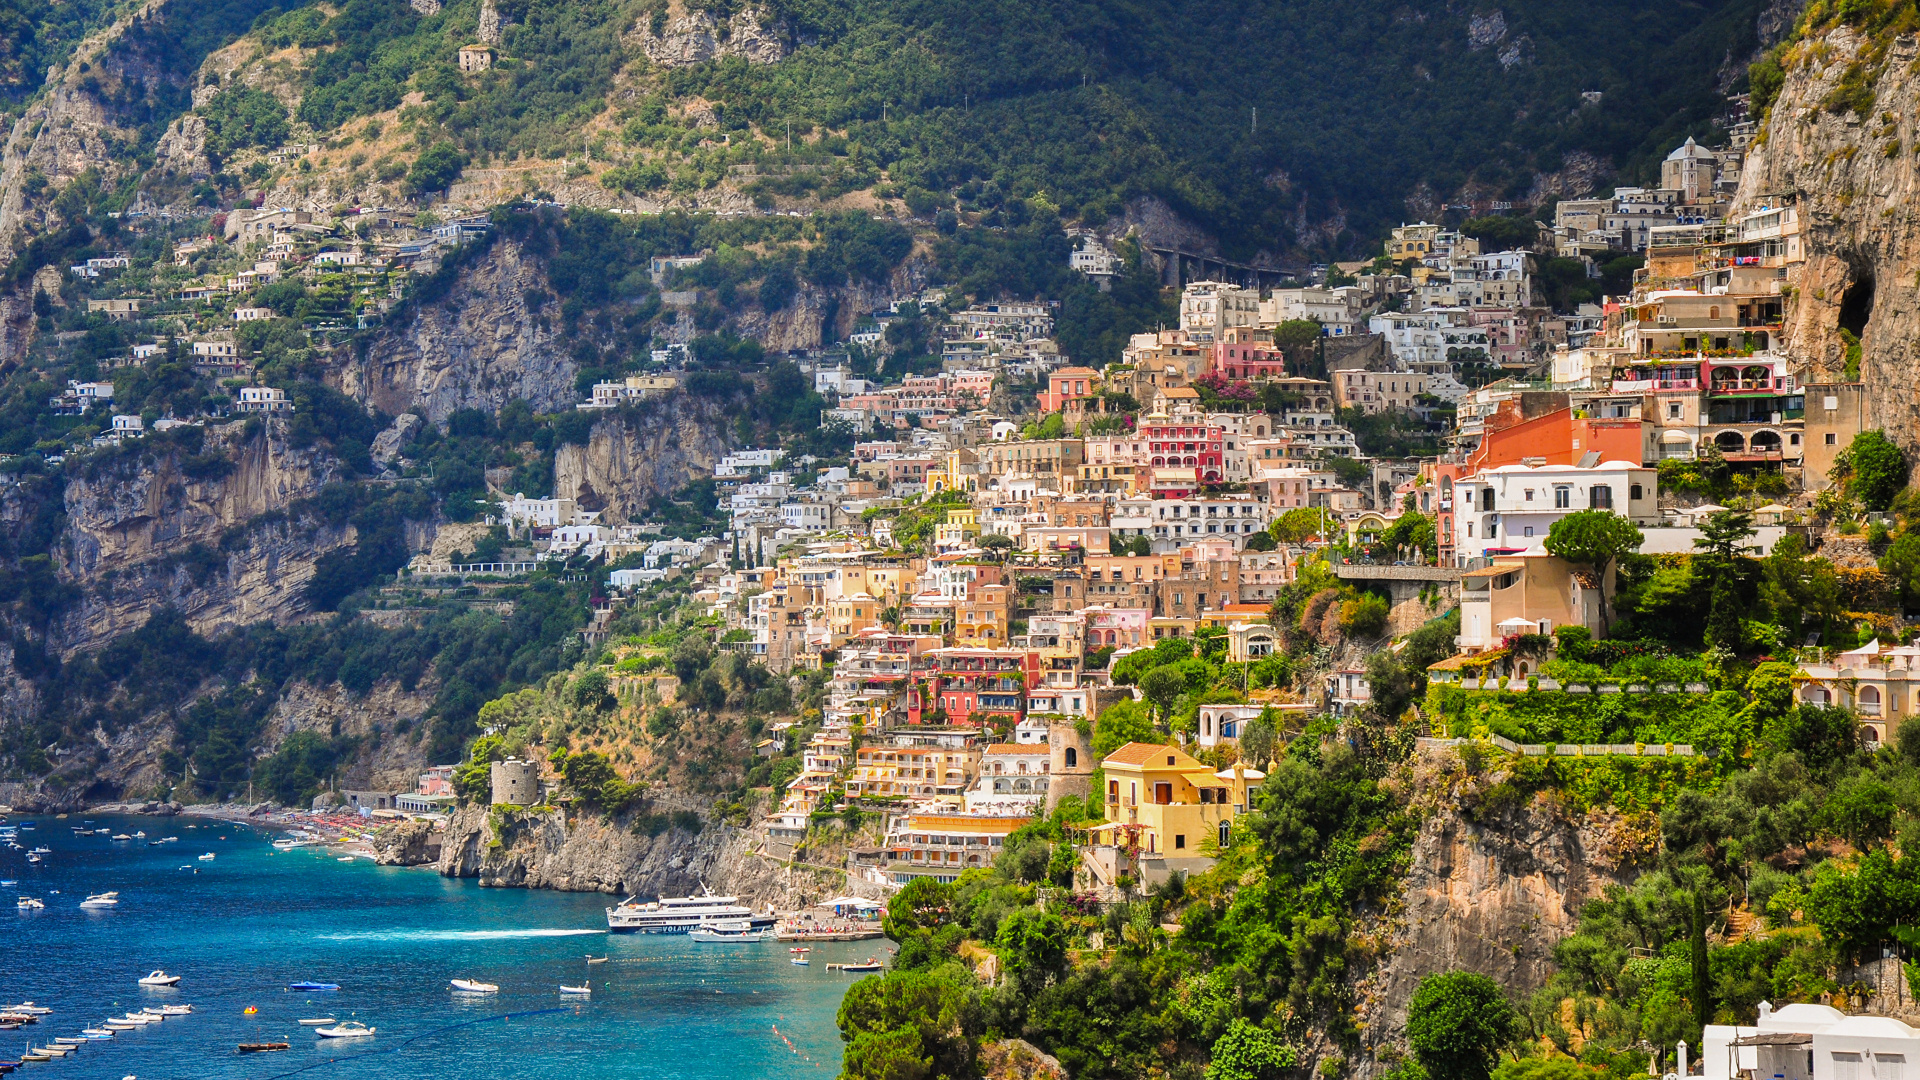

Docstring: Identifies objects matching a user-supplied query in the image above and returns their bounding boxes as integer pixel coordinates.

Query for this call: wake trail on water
[315,928,608,941]
[257,1007,573,1079]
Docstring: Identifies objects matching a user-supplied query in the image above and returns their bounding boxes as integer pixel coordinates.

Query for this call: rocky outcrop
[1352,755,1643,1074]
[262,679,436,792]
[629,6,791,67]
[551,398,732,521]
[1738,27,1920,457]
[38,420,351,655]
[428,802,845,909]
[373,818,442,865]
[341,240,577,422]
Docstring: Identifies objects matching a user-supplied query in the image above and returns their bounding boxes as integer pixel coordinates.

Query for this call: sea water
[0,814,868,1077]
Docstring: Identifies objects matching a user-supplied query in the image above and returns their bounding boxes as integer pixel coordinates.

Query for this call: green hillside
[240,0,1772,257]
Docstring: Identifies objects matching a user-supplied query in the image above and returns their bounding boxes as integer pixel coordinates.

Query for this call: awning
[1497,617,1538,630]
[1660,430,1694,443]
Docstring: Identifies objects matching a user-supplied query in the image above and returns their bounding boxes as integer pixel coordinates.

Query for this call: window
[1827,433,1838,446]
[1554,487,1572,509]
[1064,747,1077,768]
[1668,401,1683,419]
[1524,489,1534,501]
[1630,484,1644,500]
[1174,834,1186,850]
[1879,1054,1905,1080]
[1835,1053,1861,1080]
[1218,821,1232,848]
[1590,486,1613,509]
[1524,526,1535,537]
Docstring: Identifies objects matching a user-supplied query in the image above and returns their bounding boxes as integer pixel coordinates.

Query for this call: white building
[1148,495,1272,552]
[1179,281,1260,344]
[234,386,293,413]
[1704,1003,1920,1080]
[963,744,1051,814]
[499,494,576,529]
[717,448,785,477]
[1452,462,1658,562]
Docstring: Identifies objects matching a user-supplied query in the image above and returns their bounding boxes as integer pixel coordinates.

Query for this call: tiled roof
[1102,741,1192,767]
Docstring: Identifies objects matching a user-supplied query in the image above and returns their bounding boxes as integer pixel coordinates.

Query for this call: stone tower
[1045,721,1093,812]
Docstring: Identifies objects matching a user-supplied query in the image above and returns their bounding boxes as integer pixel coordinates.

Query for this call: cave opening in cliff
[1839,274,1875,338]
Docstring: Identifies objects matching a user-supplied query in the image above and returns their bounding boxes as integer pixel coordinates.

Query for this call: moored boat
[449,979,498,993]
[79,891,119,908]
[288,982,339,992]
[559,984,591,995]
[238,1042,290,1053]
[314,1021,375,1038]
[296,1018,336,1027]
[605,883,776,934]
[138,970,180,986]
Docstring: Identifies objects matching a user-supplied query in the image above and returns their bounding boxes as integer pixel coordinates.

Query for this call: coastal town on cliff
[8,0,1920,1077]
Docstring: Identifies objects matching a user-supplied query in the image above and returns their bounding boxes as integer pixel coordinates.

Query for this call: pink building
[1085,606,1150,648]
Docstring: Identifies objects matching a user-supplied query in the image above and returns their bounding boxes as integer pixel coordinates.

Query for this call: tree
[1270,507,1326,544]
[1543,510,1644,634]
[1140,665,1187,721]
[1205,1019,1297,1080]
[1238,711,1278,767]
[1092,700,1159,757]
[1380,511,1438,561]
[837,970,977,1080]
[1406,971,1516,1080]
[1693,509,1758,565]
[1272,319,1321,350]
[995,909,1069,993]
[407,142,468,194]
[1834,430,1908,512]
[978,533,1014,559]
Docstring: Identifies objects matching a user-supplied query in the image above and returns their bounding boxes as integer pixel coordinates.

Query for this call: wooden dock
[775,929,885,942]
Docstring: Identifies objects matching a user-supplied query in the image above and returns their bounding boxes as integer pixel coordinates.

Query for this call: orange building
[1469,405,1646,472]
[1038,367,1100,414]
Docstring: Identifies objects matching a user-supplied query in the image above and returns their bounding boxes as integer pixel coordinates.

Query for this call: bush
[407,142,468,194]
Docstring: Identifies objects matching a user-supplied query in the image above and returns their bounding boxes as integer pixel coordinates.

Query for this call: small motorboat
[24,854,39,864]
[584,955,608,965]
[288,982,339,992]
[16,897,43,910]
[238,1042,290,1053]
[314,1021,374,1038]
[116,1014,153,1026]
[52,1037,87,1046]
[111,834,131,841]
[840,959,885,973]
[790,956,809,966]
[6,1003,49,1016]
[297,1018,336,1027]
[35,1045,69,1057]
[559,984,591,996]
[0,880,14,887]
[138,970,181,987]
[28,847,49,855]
[133,831,145,839]
[449,979,498,994]
[80,891,120,908]
[102,1022,136,1031]
[157,1004,193,1016]
[197,853,215,861]
[81,1028,113,1038]
[337,856,354,862]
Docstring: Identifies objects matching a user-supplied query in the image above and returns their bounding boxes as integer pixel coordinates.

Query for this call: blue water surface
[0,815,870,1078]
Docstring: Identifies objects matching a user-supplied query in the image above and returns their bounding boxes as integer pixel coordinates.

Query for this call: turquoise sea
[0,814,870,1078]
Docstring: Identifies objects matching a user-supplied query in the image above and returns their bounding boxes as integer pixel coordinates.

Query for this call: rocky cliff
[552,398,733,521]
[1351,750,1644,1074]
[37,420,351,656]
[339,240,579,422]
[1739,26,1920,453]
[394,802,848,910]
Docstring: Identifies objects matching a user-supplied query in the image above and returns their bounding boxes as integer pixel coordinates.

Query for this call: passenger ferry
[605,885,775,934]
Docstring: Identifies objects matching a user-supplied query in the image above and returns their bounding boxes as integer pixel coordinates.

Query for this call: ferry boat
[604,885,775,934]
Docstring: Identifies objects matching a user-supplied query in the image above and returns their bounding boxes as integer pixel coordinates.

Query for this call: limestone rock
[979,1040,1069,1080]
[551,396,732,523]
[153,114,209,178]
[371,412,424,464]
[630,7,790,67]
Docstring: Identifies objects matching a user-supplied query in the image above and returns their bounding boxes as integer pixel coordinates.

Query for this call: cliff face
[1739,27,1920,452]
[1351,754,1644,1075]
[339,240,576,423]
[421,802,845,910]
[552,398,732,520]
[41,421,350,656]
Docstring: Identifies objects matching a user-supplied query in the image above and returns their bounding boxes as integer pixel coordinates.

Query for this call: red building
[1140,417,1224,483]
[1211,340,1289,380]
[1038,367,1100,413]
[912,648,1040,727]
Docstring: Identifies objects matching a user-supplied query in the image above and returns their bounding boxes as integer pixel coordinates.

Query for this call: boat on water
[688,918,770,943]
[24,854,39,864]
[157,1004,193,1016]
[15,897,42,910]
[840,959,885,973]
[790,956,810,965]
[79,891,119,908]
[133,831,145,838]
[197,853,215,861]
[314,1021,375,1038]
[52,1037,88,1046]
[110,834,131,841]
[289,982,339,992]
[297,1018,336,1027]
[102,1022,136,1031]
[81,1029,112,1038]
[605,883,776,934]
[559,984,591,995]
[138,970,181,987]
[584,955,608,964]
[337,856,355,862]
[238,1042,290,1053]
[450,979,498,994]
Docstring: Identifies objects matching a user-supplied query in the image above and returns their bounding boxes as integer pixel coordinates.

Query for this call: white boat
[559,984,591,995]
[157,1004,193,1015]
[314,1021,375,1038]
[111,834,131,841]
[103,1022,137,1031]
[297,1018,336,1027]
[605,883,775,934]
[138,970,181,987]
[80,891,120,908]
[17,896,43,909]
[6,1003,52,1015]
[29,846,49,854]
[790,956,809,965]
[449,979,498,994]
[337,856,355,862]
[197,853,215,861]
[81,1028,113,1038]
[25,853,41,864]
[53,1036,88,1045]
[133,831,146,838]
[117,1014,154,1025]
[687,918,770,943]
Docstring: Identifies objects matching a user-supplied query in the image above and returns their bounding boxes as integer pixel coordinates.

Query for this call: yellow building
[1094,742,1264,859]
[827,592,883,644]
[934,507,982,549]
[955,583,1010,645]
